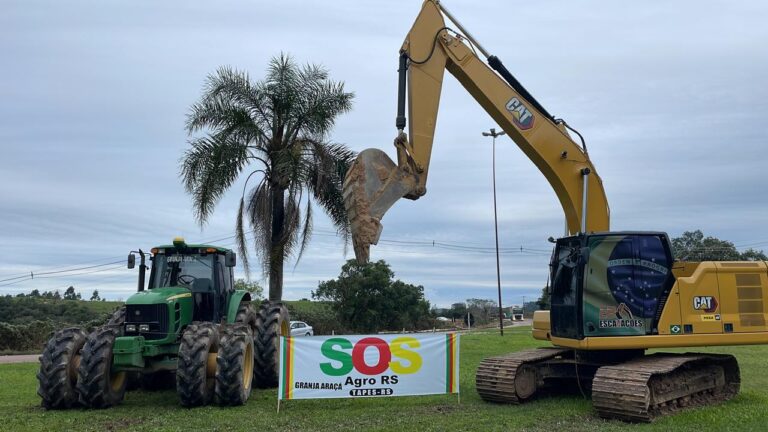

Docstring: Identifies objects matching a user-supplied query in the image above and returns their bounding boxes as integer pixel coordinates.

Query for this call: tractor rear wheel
[253,301,289,388]
[235,302,257,329]
[37,327,87,409]
[176,322,219,407]
[76,327,127,408]
[215,324,254,405]
[235,302,258,386]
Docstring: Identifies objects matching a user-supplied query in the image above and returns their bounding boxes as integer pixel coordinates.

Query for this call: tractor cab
[147,237,236,322]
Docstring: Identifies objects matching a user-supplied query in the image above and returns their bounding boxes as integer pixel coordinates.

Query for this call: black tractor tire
[235,302,258,330]
[176,322,219,407]
[141,371,177,391]
[253,301,289,388]
[105,306,126,328]
[76,327,127,408]
[235,302,258,385]
[215,325,254,406]
[37,327,88,409]
[102,306,142,390]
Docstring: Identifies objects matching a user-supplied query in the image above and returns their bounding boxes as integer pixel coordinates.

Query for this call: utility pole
[482,127,506,336]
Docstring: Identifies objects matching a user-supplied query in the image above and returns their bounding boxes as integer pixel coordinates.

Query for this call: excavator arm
[344,0,610,262]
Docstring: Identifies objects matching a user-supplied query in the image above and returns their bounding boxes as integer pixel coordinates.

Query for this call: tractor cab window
[149,254,215,291]
[215,255,234,293]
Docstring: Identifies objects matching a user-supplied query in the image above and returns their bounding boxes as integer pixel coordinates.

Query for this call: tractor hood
[125,286,191,305]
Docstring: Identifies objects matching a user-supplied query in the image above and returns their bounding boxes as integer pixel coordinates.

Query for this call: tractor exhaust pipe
[138,249,146,292]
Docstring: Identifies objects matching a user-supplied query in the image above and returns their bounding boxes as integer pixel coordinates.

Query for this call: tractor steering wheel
[177,274,197,286]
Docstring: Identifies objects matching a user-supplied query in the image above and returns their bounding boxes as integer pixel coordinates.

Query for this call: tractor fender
[225,290,252,323]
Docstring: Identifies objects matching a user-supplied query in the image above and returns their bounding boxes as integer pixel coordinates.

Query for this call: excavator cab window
[550,235,585,339]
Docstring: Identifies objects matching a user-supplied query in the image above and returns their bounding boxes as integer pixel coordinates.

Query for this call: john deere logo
[505,97,534,130]
[670,325,681,335]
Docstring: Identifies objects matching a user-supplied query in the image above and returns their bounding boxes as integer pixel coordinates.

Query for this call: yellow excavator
[343,0,766,422]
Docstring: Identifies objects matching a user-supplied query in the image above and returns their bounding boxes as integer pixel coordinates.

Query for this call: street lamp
[482,127,506,336]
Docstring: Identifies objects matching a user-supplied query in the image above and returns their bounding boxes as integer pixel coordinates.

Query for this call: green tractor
[37,237,290,409]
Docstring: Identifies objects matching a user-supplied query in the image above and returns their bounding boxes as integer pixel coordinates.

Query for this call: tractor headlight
[125,324,137,332]
[139,324,150,332]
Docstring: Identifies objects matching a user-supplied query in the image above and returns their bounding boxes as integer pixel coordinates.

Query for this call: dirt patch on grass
[422,404,462,414]
[101,417,145,431]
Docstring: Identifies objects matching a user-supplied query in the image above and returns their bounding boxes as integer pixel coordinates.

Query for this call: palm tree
[181,54,354,301]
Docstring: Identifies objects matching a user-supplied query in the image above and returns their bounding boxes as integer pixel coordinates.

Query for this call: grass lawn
[82,300,124,315]
[1,326,765,432]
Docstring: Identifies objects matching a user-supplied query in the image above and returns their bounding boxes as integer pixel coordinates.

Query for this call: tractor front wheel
[76,327,127,408]
[37,327,87,409]
[253,301,289,388]
[176,322,219,407]
[215,324,254,405]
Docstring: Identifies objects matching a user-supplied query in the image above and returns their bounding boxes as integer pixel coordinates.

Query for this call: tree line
[14,287,106,301]
[0,294,115,352]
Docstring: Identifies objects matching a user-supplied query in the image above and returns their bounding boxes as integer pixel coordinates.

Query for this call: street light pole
[482,128,506,336]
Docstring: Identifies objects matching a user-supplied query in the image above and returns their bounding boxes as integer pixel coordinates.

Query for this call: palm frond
[245,178,273,275]
[235,196,251,276]
[179,135,251,225]
[293,195,313,268]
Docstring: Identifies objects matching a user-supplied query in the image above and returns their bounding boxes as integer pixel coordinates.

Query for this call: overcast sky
[1,1,767,307]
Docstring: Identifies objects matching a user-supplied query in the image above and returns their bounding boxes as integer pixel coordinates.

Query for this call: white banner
[278,333,459,400]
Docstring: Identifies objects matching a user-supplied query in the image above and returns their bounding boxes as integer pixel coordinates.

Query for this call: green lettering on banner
[320,338,353,376]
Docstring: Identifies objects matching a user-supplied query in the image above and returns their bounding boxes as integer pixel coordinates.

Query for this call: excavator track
[591,353,740,422]
[476,348,572,403]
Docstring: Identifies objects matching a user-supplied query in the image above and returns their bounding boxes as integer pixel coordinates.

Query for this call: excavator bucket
[343,148,417,263]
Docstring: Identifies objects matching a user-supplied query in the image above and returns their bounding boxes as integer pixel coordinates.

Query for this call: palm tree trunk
[268,187,285,301]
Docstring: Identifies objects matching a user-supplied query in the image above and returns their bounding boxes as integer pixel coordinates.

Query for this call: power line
[0,260,125,287]
[0,254,132,281]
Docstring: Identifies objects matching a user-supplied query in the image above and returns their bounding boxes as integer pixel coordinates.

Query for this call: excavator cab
[549,232,675,340]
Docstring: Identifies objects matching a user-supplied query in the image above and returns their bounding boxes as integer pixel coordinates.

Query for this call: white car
[290,321,314,336]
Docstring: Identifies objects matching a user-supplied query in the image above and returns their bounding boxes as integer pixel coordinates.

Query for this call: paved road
[0,354,39,364]
[0,320,535,364]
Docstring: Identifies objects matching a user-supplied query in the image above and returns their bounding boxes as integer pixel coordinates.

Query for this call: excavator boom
[343,0,609,262]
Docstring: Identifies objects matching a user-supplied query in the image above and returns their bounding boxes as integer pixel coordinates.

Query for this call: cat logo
[693,296,718,313]
[505,97,535,130]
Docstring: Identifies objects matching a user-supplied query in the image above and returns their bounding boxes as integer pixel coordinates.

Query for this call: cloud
[1,0,767,308]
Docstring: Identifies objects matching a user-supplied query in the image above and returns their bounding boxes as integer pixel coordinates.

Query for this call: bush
[313,260,432,333]
[285,300,349,335]
[0,296,119,353]
[0,296,106,325]
[0,320,56,352]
